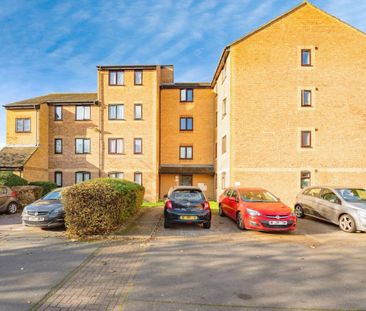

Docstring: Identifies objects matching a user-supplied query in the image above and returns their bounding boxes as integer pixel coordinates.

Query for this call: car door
[227,190,239,219]
[221,189,232,216]
[0,187,8,211]
[318,188,342,224]
[303,188,322,217]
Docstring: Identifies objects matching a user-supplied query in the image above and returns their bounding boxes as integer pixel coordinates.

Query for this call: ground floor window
[108,172,124,179]
[180,175,192,186]
[134,172,142,185]
[221,172,226,190]
[301,171,311,189]
[75,171,91,183]
[54,171,63,187]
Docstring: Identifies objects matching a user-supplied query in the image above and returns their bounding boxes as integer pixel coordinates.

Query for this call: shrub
[63,178,145,238]
[11,185,43,207]
[29,181,57,196]
[0,172,28,187]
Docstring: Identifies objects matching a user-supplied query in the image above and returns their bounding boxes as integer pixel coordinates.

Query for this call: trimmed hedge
[29,181,58,196]
[11,185,43,207]
[63,178,145,238]
[0,172,28,187]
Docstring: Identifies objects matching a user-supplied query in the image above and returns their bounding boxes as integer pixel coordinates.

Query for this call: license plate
[269,221,287,225]
[28,216,44,221]
[180,216,198,220]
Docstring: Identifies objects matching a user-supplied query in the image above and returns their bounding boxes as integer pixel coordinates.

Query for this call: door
[180,175,193,186]
[318,188,342,223]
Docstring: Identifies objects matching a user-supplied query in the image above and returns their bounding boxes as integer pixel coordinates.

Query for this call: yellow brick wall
[6,109,38,145]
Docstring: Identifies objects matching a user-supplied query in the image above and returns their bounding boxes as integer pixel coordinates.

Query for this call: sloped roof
[0,146,38,169]
[4,93,97,108]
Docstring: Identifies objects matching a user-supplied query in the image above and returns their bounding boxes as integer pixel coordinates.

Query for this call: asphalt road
[0,213,100,311]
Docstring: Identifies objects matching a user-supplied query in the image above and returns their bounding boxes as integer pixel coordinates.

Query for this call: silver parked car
[295,187,366,233]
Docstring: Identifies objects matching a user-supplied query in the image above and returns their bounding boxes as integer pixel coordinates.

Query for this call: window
[321,189,341,204]
[301,49,311,66]
[109,71,124,85]
[180,175,193,186]
[180,146,193,159]
[54,172,63,187]
[134,70,143,85]
[55,139,62,154]
[55,106,63,120]
[75,172,91,183]
[134,172,142,185]
[75,106,91,121]
[180,88,193,102]
[301,131,312,148]
[222,98,227,117]
[306,188,322,198]
[134,104,143,120]
[134,138,142,154]
[301,90,312,107]
[222,135,227,154]
[108,104,124,120]
[221,172,226,190]
[0,187,7,195]
[108,138,124,154]
[15,118,31,133]
[108,172,124,179]
[180,117,193,131]
[300,171,311,189]
[75,138,91,154]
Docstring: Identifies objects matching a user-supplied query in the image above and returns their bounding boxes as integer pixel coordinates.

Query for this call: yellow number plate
[180,216,198,220]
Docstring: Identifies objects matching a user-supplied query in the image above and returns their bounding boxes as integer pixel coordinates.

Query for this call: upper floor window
[134,70,143,85]
[54,106,63,120]
[75,171,91,183]
[134,138,142,154]
[301,171,311,189]
[108,104,124,120]
[134,104,143,120]
[222,98,227,117]
[16,118,31,133]
[180,88,193,102]
[75,105,91,121]
[134,172,142,185]
[180,117,193,131]
[108,138,124,154]
[109,172,124,179]
[54,171,63,187]
[222,135,227,154]
[109,71,124,85]
[301,90,312,107]
[301,131,312,148]
[301,49,311,66]
[75,138,91,154]
[180,146,193,160]
[55,139,62,154]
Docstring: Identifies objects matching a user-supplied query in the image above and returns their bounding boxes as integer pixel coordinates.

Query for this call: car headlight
[246,208,261,216]
[22,206,29,216]
[358,210,366,218]
[49,207,62,217]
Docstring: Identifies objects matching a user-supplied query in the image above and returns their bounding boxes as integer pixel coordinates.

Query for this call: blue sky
[1,0,366,147]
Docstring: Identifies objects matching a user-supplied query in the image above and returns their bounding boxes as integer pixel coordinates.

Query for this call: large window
[301,131,312,148]
[180,175,193,186]
[222,135,227,154]
[15,118,31,133]
[134,70,143,85]
[180,146,193,159]
[301,49,311,66]
[301,90,312,107]
[54,139,62,154]
[134,104,143,120]
[180,88,193,102]
[301,171,311,189]
[180,117,193,131]
[108,138,124,154]
[75,172,91,183]
[109,71,124,85]
[134,172,142,185]
[54,106,63,120]
[108,104,124,120]
[75,138,91,154]
[108,172,124,179]
[75,106,91,121]
[54,172,63,187]
[134,138,142,154]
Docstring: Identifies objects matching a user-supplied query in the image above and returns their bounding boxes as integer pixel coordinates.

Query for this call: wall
[6,108,38,145]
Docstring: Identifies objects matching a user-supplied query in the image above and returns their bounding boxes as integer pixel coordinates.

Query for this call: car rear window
[171,190,205,202]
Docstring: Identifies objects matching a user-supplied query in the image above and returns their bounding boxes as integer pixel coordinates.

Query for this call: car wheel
[219,204,225,217]
[164,219,171,229]
[236,212,245,230]
[294,205,305,218]
[7,202,18,214]
[339,214,357,233]
[203,221,211,229]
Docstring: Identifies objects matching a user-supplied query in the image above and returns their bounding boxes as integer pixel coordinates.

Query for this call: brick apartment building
[1,2,366,204]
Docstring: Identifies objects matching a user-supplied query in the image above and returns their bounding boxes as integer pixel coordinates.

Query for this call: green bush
[63,178,145,238]
[0,172,28,187]
[29,181,58,196]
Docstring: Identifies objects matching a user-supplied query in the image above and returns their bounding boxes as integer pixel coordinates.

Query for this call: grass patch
[141,201,164,208]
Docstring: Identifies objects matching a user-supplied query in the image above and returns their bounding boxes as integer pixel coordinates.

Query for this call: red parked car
[219,188,296,232]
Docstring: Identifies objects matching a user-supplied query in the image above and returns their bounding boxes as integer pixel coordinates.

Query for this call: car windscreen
[240,190,279,203]
[336,189,366,202]
[42,191,61,200]
[170,190,205,202]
